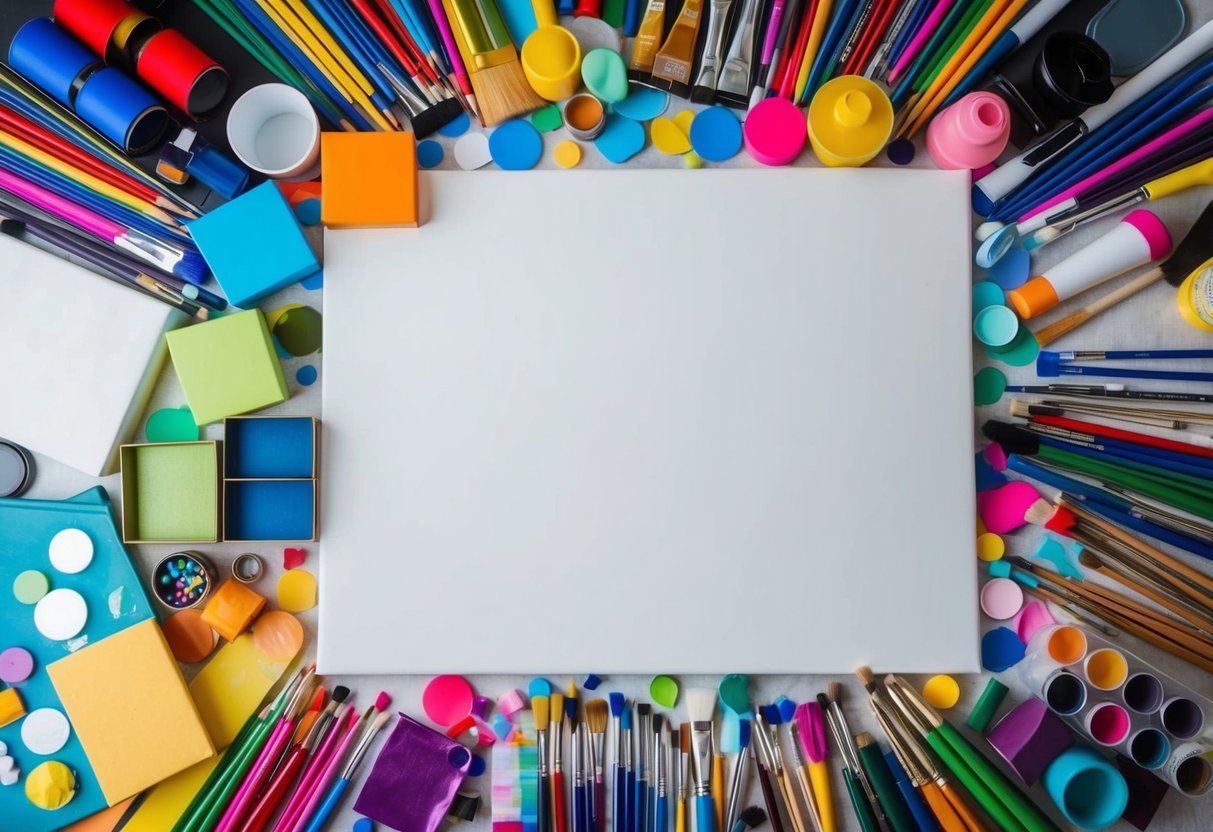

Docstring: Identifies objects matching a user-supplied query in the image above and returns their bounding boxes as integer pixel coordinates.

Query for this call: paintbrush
[881,675,1059,832]
[754,706,808,832]
[678,723,691,832]
[750,734,784,832]
[793,703,834,832]
[652,713,664,832]
[302,694,395,832]
[622,703,635,832]
[852,731,915,832]
[635,704,652,832]
[686,689,718,832]
[730,807,768,832]
[574,719,589,832]
[536,695,553,832]
[820,685,887,832]
[441,0,543,124]
[654,716,669,832]
[723,719,750,832]
[609,694,628,832]
[686,688,724,832]
[587,699,609,832]
[786,709,824,832]
[553,692,568,832]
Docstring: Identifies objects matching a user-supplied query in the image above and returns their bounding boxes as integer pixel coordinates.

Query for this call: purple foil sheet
[986,698,1073,785]
[355,713,473,832]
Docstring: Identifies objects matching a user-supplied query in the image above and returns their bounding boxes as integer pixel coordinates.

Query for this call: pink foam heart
[977,481,1042,534]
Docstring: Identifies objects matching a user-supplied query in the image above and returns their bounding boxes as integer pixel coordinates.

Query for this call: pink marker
[888,0,957,84]
[1006,210,1172,319]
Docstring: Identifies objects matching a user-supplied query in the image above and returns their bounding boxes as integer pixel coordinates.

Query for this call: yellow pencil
[794,0,834,104]
[254,0,393,131]
[280,0,375,96]
[0,129,177,226]
[900,0,1018,138]
[905,0,1029,137]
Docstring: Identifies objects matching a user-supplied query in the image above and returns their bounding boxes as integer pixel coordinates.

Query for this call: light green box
[166,309,288,426]
[120,442,219,542]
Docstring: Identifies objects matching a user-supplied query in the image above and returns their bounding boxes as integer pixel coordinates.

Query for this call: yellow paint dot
[923,675,961,710]
[277,569,317,613]
[976,532,1005,562]
[26,761,76,810]
[554,140,582,168]
[674,109,695,135]
[651,117,691,155]
[684,152,703,169]
[976,516,987,535]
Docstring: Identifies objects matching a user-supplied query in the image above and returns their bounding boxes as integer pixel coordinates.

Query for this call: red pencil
[841,0,899,75]
[347,0,427,83]
[369,0,443,85]
[779,0,819,99]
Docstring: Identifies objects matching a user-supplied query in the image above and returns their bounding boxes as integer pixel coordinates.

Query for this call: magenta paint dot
[1012,600,1055,643]
[981,577,1024,620]
[976,480,1042,534]
[982,626,1025,672]
[423,675,476,726]
[743,98,806,166]
[0,646,34,683]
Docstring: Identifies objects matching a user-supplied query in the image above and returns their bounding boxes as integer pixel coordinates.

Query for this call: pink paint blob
[422,675,475,727]
[982,442,1008,472]
[981,577,1025,620]
[1012,600,1056,644]
[977,480,1042,533]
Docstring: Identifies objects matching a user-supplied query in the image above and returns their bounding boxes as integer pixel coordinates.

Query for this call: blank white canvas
[319,169,977,674]
[0,233,183,476]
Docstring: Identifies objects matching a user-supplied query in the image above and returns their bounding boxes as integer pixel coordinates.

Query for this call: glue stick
[1006,210,1171,319]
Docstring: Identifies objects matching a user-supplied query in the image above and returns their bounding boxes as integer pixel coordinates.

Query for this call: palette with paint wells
[1017,623,1213,799]
[224,416,319,542]
[0,488,213,829]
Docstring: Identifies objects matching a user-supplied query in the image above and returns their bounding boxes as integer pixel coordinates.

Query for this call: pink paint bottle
[926,91,1012,170]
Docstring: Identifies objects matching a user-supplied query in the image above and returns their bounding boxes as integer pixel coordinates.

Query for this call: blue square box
[188,182,320,308]
[225,417,315,478]
[224,480,315,541]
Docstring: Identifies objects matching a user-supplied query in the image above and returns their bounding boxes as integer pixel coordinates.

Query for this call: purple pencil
[887,0,956,83]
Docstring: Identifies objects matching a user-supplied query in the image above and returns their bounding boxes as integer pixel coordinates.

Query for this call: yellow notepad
[48,619,214,804]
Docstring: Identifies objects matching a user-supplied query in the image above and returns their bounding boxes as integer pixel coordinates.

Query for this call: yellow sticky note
[189,630,297,747]
[47,619,215,804]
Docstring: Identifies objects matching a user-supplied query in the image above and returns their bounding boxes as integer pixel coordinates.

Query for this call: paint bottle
[1164,743,1213,797]
[807,76,894,167]
[1006,210,1171,319]
[985,30,1113,148]
[926,92,1011,170]
[1042,746,1128,830]
[1176,257,1213,332]
[7,18,168,155]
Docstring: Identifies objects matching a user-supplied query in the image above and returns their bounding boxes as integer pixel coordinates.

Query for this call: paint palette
[1015,624,1213,798]
[0,488,155,827]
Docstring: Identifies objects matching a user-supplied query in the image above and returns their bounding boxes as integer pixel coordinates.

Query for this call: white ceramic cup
[226,84,320,180]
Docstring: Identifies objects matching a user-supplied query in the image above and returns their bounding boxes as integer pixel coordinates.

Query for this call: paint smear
[649,675,679,708]
[145,406,198,443]
[276,570,317,612]
[251,611,304,661]
[273,305,322,357]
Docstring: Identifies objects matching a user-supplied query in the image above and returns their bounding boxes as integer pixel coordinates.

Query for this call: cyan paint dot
[418,140,444,169]
[301,271,323,290]
[438,111,471,137]
[489,120,543,170]
[690,107,742,162]
[296,365,318,386]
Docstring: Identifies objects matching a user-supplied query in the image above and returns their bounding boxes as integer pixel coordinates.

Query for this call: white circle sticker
[21,708,71,755]
[33,589,88,641]
[48,528,93,575]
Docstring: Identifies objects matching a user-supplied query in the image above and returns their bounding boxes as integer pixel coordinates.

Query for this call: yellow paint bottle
[1176,257,1213,332]
[806,75,893,167]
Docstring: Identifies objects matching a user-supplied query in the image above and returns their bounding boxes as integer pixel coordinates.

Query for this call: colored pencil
[783,0,822,101]
[301,696,394,832]
[801,0,858,103]
[841,0,900,76]
[282,706,363,832]
[886,0,956,83]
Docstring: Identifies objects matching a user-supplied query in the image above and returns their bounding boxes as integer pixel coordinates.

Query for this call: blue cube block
[189,182,320,308]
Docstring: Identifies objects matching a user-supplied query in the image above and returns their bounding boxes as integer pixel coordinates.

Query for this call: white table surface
[19,10,1213,831]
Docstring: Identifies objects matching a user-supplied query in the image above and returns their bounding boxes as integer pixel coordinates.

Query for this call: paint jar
[0,439,35,498]
[1121,672,1164,714]
[152,551,215,610]
[1083,701,1130,746]
[807,75,893,167]
[1042,746,1129,829]
[1160,696,1204,740]
[1042,670,1088,716]
[972,305,1019,348]
[1027,623,1088,665]
[926,92,1011,170]
[8,18,168,155]
[985,30,1113,148]
[1165,742,1213,797]
[227,84,321,180]
[1176,258,1213,332]
[563,94,606,140]
[1127,728,1170,770]
[1083,648,1128,692]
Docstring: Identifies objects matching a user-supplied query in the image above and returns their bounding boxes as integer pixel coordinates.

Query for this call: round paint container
[136,29,230,119]
[1122,672,1164,714]
[152,551,214,610]
[1166,742,1213,796]
[1042,670,1087,716]
[806,75,893,167]
[1160,696,1204,740]
[0,439,35,497]
[1084,701,1130,746]
[1083,648,1128,692]
[53,0,161,67]
[227,84,320,180]
[563,94,605,140]
[1127,728,1170,770]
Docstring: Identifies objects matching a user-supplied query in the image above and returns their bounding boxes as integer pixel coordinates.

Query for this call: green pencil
[913,0,995,93]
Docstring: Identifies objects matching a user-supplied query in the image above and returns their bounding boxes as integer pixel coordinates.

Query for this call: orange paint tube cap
[1006,277,1060,319]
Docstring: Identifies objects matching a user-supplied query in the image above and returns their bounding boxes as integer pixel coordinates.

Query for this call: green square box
[120,442,219,542]
[166,309,288,426]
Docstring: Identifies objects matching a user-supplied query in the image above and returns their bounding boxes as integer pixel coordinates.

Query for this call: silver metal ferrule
[689,722,713,795]
[538,729,551,776]
[574,724,585,786]
[636,709,651,782]
[622,727,632,772]
[552,720,564,770]
[716,0,763,96]
[655,724,667,798]
[593,731,606,779]
[691,0,734,89]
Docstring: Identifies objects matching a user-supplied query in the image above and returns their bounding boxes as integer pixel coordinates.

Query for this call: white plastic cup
[226,83,320,180]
